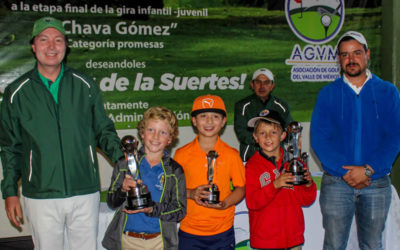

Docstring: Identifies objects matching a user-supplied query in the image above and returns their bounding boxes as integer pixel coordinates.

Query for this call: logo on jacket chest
[259,169,280,187]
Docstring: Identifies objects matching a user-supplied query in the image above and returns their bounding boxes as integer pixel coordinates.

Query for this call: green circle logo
[285,0,345,44]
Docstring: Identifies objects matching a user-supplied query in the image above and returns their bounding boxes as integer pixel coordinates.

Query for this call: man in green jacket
[234,68,293,162]
[0,17,123,249]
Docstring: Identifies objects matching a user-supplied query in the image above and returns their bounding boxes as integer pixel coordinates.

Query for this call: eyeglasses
[253,79,273,86]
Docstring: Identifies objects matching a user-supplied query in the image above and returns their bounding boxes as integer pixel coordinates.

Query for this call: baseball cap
[336,31,368,50]
[252,68,274,81]
[248,109,285,129]
[191,95,227,117]
[32,17,66,39]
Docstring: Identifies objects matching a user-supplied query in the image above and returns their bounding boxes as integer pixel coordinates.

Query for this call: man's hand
[342,165,373,189]
[5,196,23,228]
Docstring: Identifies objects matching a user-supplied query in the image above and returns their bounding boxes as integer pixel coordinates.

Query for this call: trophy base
[125,193,153,211]
[201,189,220,204]
[288,180,309,185]
[287,173,308,185]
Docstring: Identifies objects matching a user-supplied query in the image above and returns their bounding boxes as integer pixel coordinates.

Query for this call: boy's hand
[123,206,153,214]
[273,172,294,189]
[187,184,212,206]
[203,200,227,210]
[122,174,138,192]
[304,167,314,187]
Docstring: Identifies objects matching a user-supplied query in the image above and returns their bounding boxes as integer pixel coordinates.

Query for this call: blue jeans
[319,174,391,250]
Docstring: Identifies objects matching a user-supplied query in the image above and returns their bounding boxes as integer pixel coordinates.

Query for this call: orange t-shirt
[174,136,245,236]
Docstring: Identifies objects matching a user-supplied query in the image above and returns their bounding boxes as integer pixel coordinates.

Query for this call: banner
[0,1,382,129]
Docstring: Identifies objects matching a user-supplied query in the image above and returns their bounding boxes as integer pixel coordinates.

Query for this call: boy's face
[192,112,226,138]
[140,119,172,155]
[253,121,286,158]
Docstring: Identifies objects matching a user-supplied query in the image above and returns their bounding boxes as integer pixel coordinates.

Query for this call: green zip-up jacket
[0,65,123,199]
[102,148,186,250]
[234,94,293,162]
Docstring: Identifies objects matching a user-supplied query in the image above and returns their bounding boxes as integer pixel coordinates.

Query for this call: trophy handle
[206,151,218,184]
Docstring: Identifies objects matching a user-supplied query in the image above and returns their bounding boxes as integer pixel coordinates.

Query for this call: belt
[124,231,161,240]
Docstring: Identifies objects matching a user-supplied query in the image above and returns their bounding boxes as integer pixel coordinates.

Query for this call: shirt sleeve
[367,85,400,177]
[90,81,123,163]
[310,87,348,176]
[234,101,255,146]
[0,91,23,199]
[230,151,245,187]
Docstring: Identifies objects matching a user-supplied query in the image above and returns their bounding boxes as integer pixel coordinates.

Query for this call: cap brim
[191,108,226,117]
[248,117,281,128]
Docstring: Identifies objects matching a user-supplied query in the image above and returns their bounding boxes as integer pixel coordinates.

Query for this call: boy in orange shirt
[174,95,245,250]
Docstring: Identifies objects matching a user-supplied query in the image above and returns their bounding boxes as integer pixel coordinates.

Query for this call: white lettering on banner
[285,44,340,82]
[159,73,247,91]
[104,101,149,110]
[109,113,143,123]
[64,20,112,35]
[11,3,209,19]
[63,20,177,36]
[98,73,247,92]
[68,39,164,50]
[85,59,146,69]
[115,22,177,36]
[176,8,208,18]
[31,3,63,14]
[108,110,190,124]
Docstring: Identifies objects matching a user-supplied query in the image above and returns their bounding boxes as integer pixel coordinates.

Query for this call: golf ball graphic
[321,14,332,27]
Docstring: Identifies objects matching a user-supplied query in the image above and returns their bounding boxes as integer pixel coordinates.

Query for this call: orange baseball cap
[191,95,227,117]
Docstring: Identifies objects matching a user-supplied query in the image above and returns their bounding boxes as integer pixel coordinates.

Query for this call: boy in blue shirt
[102,107,186,250]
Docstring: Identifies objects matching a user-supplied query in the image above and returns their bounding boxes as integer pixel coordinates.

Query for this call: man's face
[31,27,66,71]
[250,74,274,102]
[338,39,370,78]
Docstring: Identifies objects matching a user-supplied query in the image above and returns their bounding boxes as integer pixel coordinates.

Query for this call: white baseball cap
[337,31,368,50]
[252,68,274,81]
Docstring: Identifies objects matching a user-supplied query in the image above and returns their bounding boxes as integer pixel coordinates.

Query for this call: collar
[258,148,284,169]
[38,63,64,88]
[343,69,372,95]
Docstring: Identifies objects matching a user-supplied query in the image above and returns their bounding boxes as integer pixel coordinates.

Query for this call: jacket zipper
[28,150,33,182]
[49,78,69,196]
[89,145,96,173]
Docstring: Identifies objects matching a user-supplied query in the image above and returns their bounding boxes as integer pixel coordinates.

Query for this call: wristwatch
[364,165,373,178]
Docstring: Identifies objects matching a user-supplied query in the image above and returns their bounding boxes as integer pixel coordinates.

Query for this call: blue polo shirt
[124,157,164,233]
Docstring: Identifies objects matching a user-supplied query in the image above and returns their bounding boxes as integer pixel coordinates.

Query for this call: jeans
[319,174,391,250]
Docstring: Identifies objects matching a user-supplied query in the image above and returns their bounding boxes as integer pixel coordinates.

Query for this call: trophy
[120,135,153,210]
[285,122,309,185]
[202,150,220,204]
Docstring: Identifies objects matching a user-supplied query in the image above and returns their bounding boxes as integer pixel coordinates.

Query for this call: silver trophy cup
[202,150,220,204]
[120,135,153,210]
[285,122,308,185]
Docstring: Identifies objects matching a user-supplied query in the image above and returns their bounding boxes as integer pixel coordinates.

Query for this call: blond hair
[137,106,179,142]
